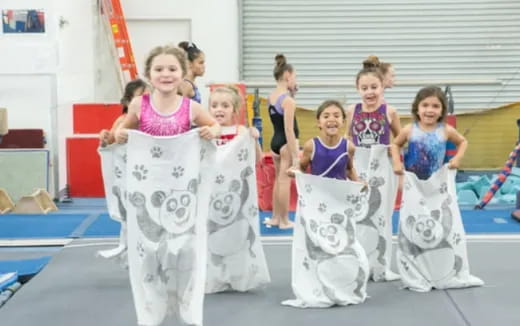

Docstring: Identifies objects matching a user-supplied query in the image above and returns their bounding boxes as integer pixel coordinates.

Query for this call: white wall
[0,0,97,195]
[54,0,97,193]
[1,0,239,196]
[0,0,57,132]
[0,0,58,194]
[121,0,240,106]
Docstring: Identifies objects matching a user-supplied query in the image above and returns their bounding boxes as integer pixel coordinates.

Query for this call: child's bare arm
[346,141,360,182]
[344,104,355,141]
[287,139,312,177]
[446,125,468,169]
[115,97,141,143]
[192,101,221,140]
[388,105,401,139]
[178,80,195,99]
[391,124,412,174]
[239,126,264,163]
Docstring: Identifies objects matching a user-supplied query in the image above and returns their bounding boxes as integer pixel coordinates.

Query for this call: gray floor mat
[0,239,518,326]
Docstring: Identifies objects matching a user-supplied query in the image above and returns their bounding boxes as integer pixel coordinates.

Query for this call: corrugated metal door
[241,0,520,113]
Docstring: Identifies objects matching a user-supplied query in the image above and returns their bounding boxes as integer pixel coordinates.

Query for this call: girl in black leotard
[263,54,299,229]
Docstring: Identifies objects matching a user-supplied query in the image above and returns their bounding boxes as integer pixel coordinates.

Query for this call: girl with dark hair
[99,79,148,146]
[178,41,205,103]
[289,100,359,182]
[392,86,467,179]
[391,86,483,292]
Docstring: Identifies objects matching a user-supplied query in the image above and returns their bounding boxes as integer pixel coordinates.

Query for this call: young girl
[113,45,219,326]
[205,86,270,293]
[115,45,219,142]
[283,100,370,308]
[178,41,205,104]
[346,57,401,146]
[290,100,360,182]
[364,56,403,208]
[209,85,262,161]
[391,86,483,291]
[99,79,148,146]
[392,86,468,177]
[345,58,402,282]
[263,54,299,229]
[392,87,466,178]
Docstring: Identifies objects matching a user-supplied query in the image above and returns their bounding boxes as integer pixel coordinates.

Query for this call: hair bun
[178,41,198,51]
[363,55,380,69]
[275,54,287,67]
[178,41,189,50]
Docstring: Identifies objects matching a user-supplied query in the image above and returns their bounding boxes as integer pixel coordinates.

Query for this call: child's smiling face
[418,96,443,126]
[317,105,345,137]
[209,92,235,126]
[357,74,384,107]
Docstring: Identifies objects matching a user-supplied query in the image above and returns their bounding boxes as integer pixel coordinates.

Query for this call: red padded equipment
[73,104,122,134]
[66,137,104,197]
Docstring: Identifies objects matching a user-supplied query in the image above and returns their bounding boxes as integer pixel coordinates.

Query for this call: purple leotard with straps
[310,137,349,180]
[351,103,390,147]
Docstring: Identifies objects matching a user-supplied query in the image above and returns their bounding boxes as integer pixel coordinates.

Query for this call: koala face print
[316,223,348,255]
[346,192,369,222]
[209,191,241,226]
[158,190,196,234]
[151,180,198,234]
[406,213,444,249]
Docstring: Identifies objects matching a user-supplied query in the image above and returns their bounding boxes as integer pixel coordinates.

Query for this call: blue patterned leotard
[404,123,446,180]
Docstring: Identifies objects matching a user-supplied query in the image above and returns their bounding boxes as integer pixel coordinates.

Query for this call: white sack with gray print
[397,164,484,292]
[206,133,270,293]
[353,144,400,281]
[125,129,215,326]
[282,173,369,308]
[98,144,128,265]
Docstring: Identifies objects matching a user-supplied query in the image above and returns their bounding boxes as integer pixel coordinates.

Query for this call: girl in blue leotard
[391,86,467,179]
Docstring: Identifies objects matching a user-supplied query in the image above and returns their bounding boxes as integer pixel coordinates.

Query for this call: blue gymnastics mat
[82,213,121,237]
[0,214,89,239]
[0,256,51,282]
[2,208,518,239]
[259,209,520,236]
[259,211,296,236]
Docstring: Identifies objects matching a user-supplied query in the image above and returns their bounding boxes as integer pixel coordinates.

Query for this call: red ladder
[100,0,138,83]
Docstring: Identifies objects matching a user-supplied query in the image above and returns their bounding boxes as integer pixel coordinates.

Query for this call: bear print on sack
[349,176,387,267]
[128,179,199,307]
[208,166,256,268]
[398,196,463,283]
[301,212,366,302]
